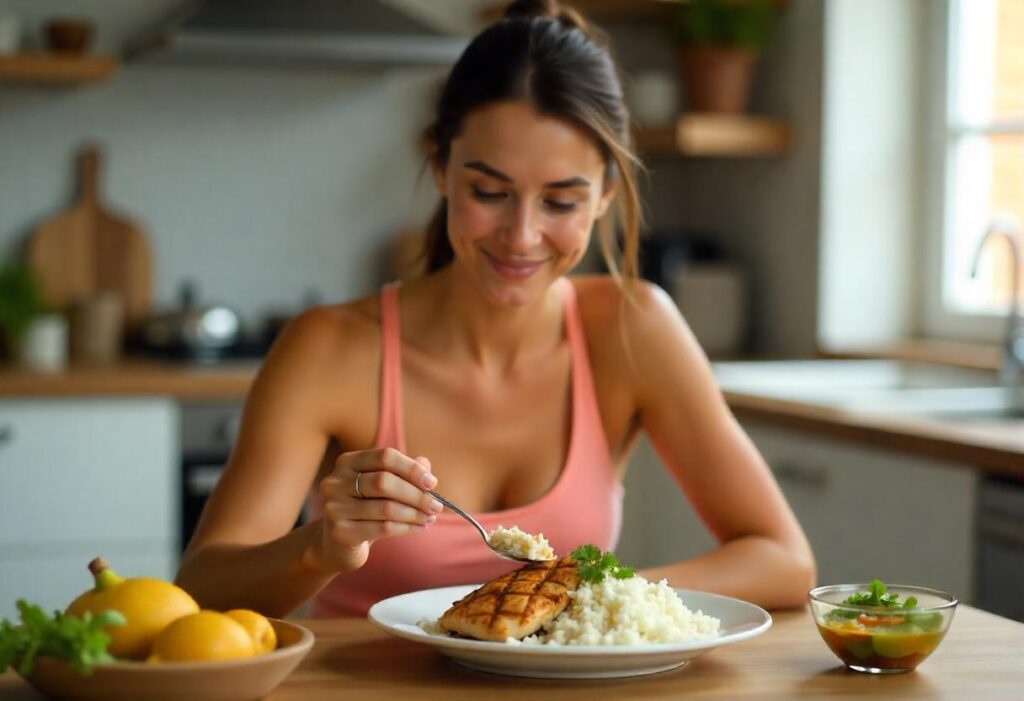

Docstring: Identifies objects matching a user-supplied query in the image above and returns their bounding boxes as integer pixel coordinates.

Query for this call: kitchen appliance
[975,475,1024,623]
[637,233,748,357]
[180,401,305,552]
[134,281,241,363]
[28,145,153,324]
[124,0,469,68]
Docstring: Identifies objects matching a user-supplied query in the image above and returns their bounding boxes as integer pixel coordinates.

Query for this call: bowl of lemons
[2,558,314,701]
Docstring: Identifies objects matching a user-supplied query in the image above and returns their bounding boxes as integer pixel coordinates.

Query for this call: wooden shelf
[481,0,786,25]
[481,0,677,25]
[635,113,790,157]
[0,53,118,85]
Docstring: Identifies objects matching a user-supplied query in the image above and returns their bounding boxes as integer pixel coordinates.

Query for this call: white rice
[487,525,555,561]
[513,576,720,646]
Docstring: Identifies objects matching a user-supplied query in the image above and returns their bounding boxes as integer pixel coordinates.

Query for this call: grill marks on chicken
[439,556,580,641]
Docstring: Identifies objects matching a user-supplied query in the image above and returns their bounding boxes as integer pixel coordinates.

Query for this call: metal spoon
[428,490,555,563]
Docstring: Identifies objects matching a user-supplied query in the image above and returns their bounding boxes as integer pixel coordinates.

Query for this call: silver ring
[354,472,366,499]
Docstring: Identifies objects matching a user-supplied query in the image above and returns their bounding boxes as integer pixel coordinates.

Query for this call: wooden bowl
[19,619,313,701]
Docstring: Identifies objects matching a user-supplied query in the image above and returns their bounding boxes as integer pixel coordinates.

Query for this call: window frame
[921,0,1023,343]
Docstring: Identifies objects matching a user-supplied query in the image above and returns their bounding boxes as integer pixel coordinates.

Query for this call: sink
[712,360,1024,421]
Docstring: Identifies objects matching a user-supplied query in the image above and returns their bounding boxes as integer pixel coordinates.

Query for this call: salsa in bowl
[808,580,957,674]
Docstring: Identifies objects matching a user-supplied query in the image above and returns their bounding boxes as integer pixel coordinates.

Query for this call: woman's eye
[471,186,507,202]
[545,200,577,213]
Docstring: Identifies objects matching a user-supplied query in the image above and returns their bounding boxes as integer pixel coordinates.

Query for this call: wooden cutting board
[28,145,152,323]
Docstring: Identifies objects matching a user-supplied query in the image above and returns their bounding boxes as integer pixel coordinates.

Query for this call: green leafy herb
[570,545,635,583]
[842,579,917,610]
[0,600,125,676]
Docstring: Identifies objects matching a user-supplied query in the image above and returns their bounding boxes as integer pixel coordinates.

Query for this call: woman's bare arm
[622,282,816,609]
[175,307,359,617]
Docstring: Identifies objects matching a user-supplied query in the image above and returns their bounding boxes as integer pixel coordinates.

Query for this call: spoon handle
[428,490,489,543]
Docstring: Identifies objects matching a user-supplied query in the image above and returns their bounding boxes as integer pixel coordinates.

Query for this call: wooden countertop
[0,359,259,400]
[1,353,1020,478]
[5,605,1020,700]
[725,391,1024,480]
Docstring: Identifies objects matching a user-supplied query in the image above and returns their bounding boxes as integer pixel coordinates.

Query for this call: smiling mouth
[482,250,549,280]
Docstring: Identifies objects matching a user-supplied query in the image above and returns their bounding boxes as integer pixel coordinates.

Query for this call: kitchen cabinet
[617,425,976,604]
[618,436,716,569]
[743,421,977,602]
[0,398,179,618]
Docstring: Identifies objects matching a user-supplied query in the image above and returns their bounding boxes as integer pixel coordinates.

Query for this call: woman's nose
[502,201,542,252]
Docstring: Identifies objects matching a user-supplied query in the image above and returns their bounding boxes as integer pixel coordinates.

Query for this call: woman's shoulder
[570,274,680,338]
[263,290,384,376]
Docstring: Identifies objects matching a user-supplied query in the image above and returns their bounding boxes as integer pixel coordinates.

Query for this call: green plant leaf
[570,545,636,584]
[0,599,123,676]
[669,0,778,52]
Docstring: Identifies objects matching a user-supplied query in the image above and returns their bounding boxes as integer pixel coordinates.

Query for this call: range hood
[124,0,471,68]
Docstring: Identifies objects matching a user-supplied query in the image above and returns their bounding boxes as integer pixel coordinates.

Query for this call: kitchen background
[1,0,1022,623]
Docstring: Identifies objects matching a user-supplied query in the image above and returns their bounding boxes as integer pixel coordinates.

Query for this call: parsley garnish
[570,544,635,583]
[0,600,125,676]
[842,579,918,610]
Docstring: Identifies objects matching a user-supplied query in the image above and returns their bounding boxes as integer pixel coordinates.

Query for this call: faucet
[970,213,1024,387]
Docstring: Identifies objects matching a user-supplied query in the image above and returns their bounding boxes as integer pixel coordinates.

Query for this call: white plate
[368,585,772,679]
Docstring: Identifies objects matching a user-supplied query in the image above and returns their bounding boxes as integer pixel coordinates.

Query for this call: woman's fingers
[328,497,436,526]
[325,448,442,517]
[349,447,437,490]
[331,518,428,544]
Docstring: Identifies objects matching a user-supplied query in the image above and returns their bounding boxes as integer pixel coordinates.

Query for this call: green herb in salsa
[826,580,942,630]
[842,579,917,610]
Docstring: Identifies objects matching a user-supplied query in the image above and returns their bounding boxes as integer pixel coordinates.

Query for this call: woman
[176,0,815,618]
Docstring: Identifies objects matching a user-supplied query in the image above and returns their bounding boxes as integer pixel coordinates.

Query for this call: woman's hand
[306,448,444,573]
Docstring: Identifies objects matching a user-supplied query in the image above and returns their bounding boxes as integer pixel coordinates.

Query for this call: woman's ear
[596,178,619,219]
[432,153,448,195]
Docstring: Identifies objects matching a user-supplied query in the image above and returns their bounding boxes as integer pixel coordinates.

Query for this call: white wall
[817,0,927,349]
[0,2,444,323]
[616,0,826,357]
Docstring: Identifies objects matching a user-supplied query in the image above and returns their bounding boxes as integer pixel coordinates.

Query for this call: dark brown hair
[421,0,642,287]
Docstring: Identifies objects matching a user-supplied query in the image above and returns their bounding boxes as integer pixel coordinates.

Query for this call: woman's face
[434,100,617,308]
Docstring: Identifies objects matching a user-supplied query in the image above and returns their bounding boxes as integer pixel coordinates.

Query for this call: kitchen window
[923,0,1024,341]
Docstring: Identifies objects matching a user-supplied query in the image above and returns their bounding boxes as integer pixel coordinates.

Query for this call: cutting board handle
[77,144,101,206]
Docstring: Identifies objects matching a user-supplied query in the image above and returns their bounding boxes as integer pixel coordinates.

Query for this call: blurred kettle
[137,281,240,360]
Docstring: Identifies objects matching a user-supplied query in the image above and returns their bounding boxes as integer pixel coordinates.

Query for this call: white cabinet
[618,436,716,569]
[0,399,180,619]
[617,424,976,605]
[742,421,977,602]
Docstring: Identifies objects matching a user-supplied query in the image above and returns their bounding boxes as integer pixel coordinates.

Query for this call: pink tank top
[308,277,623,617]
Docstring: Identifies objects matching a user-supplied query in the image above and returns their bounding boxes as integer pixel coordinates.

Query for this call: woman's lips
[483,250,548,280]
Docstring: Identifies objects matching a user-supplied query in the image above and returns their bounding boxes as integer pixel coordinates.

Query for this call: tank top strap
[375,282,406,451]
[559,277,608,452]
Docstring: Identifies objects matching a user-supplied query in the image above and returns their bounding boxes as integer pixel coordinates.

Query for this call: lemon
[147,611,256,663]
[66,557,199,660]
[224,609,277,655]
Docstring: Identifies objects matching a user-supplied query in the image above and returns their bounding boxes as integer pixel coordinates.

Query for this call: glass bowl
[808,584,957,674]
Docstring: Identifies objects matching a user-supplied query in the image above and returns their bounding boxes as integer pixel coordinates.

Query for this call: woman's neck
[413,266,565,376]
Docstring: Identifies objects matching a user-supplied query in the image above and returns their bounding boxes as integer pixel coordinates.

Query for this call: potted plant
[670,0,778,114]
[0,264,62,368]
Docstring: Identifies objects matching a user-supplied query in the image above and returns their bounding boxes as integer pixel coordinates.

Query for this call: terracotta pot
[44,18,94,54]
[679,45,758,113]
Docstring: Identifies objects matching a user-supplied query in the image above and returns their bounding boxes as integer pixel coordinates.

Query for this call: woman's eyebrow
[463,160,590,189]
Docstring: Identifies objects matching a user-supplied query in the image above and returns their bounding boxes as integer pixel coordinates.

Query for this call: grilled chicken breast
[439,556,580,641]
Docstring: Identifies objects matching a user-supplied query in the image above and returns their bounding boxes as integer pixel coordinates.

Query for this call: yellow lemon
[224,609,277,654]
[147,611,255,663]
[66,557,199,660]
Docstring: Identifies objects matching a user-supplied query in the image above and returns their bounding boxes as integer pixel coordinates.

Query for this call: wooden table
[2,605,1022,700]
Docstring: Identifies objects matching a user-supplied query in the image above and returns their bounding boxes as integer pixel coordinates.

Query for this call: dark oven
[180,401,243,552]
[179,400,308,552]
